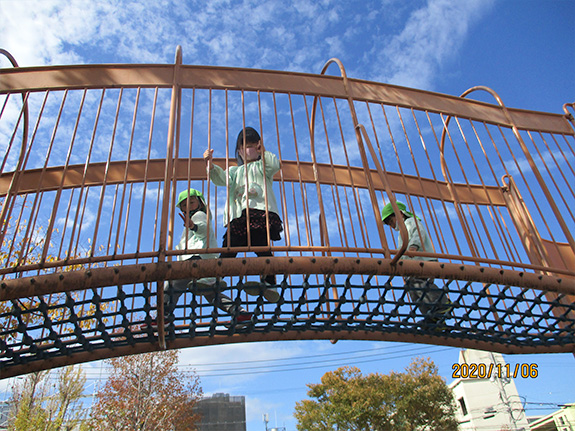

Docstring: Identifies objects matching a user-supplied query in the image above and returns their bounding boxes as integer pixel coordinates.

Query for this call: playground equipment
[1,47,574,379]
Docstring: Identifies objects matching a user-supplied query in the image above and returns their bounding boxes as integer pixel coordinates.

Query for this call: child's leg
[405,277,431,315]
[201,290,238,314]
[220,225,275,282]
[164,278,190,317]
[405,277,451,317]
[164,256,204,318]
[192,280,251,320]
[218,229,242,259]
[220,219,279,301]
[250,228,276,285]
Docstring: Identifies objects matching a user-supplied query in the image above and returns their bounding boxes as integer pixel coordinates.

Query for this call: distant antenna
[263,414,286,431]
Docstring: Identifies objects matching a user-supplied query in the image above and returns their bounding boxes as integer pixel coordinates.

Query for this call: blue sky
[1,0,574,430]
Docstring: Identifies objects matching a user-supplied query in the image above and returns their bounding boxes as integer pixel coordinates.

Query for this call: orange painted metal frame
[1,47,574,377]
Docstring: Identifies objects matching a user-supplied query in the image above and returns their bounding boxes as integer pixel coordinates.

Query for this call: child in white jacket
[159,188,252,325]
[204,127,283,302]
[381,201,452,325]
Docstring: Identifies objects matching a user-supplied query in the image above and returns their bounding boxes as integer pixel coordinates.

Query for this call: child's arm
[203,148,214,169]
[204,148,228,186]
[190,212,210,238]
[259,142,281,177]
[179,212,196,231]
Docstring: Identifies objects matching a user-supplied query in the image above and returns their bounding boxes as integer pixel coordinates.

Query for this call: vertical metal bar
[0,51,29,252]
[318,97,348,250]
[52,90,88,262]
[116,88,141,257]
[356,125,407,264]
[464,86,575,254]
[451,116,500,259]
[106,184,120,256]
[255,91,272,254]
[224,89,231,252]
[200,89,212,251]
[417,110,460,256]
[495,124,557,241]
[310,91,332,254]
[91,88,123,260]
[68,90,105,261]
[1,91,43,267]
[321,59,389,257]
[439,113,481,258]
[240,92,252,253]
[57,188,75,260]
[333,99,367,252]
[158,47,182,261]
[528,131,575,224]
[157,46,183,348]
[288,93,312,247]
[135,88,158,258]
[272,92,290,249]
[12,91,63,268]
[396,108,436,257]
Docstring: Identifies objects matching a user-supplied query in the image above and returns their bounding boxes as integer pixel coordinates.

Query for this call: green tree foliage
[294,358,459,431]
[89,350,202,431]
[8,366,89,431]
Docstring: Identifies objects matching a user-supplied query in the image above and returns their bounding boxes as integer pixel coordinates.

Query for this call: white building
[450,349,531,431]
[529,404,575,431]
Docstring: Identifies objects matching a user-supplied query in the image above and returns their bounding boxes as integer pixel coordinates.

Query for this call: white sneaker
[243,281,280,303]
[243,281,262,296]
[263,286,280,303]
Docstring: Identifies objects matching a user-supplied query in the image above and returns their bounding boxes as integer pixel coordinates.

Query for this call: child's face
[384,214,397,229]
[239,140,260,163]
[179,196,200,214]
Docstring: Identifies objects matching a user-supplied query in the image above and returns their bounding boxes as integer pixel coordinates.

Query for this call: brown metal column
[157,46,183,349]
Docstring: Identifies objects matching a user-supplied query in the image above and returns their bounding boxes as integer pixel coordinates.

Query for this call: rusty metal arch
[1,48,575,379]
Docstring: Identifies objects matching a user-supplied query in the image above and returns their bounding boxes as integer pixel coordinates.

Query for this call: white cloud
[373,0,496,89]
[1,0,494,99]
[179,340,308,386]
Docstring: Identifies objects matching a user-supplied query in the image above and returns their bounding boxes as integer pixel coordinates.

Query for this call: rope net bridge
[1,48,574,378]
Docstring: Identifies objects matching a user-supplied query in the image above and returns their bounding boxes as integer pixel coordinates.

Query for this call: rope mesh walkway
[2,269,574,377]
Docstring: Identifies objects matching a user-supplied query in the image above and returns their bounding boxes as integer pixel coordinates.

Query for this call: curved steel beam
[1,256,573,302]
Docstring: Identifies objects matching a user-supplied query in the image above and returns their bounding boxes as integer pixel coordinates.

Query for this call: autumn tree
[1,216,105,340]
[8,365,89,431]
[89,350,202,431]
[294,357,458,431]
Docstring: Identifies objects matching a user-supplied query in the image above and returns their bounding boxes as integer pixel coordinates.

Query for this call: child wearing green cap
[381,201,452,325]
[155,188,252,326]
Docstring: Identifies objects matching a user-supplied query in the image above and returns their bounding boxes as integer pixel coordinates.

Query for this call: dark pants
[219,228,275,285]
[404,277,451,316]
[164,256,237,317]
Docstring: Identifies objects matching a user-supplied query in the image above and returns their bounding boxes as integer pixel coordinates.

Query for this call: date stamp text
[452,363,538,379]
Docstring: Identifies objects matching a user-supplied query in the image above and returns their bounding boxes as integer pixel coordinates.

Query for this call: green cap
[381,201,416,222]
[177,188,205,207]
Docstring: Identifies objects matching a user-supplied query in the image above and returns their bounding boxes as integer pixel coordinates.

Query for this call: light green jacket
[209,151,281,226]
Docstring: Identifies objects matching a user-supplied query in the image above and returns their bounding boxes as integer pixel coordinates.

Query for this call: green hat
[381,201,416,222]
[177,188,205,207]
